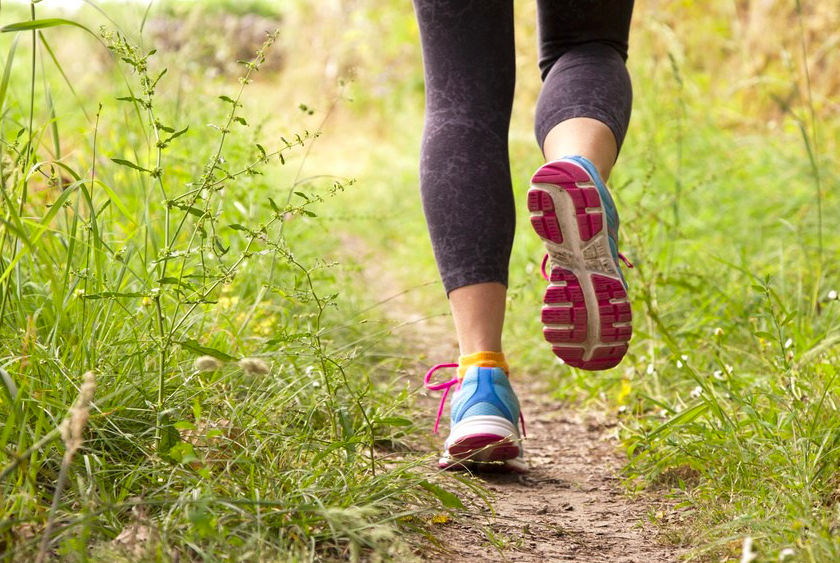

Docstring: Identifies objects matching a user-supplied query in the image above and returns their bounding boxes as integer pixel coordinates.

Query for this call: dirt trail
[343,237,680,563]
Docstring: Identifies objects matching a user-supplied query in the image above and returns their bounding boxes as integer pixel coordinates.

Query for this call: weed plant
[0,5,456,563]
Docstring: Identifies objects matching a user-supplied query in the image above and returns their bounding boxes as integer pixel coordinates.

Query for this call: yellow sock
[457,351,509,380]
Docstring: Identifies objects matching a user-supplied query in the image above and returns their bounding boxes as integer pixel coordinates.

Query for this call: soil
[341,236,681,563]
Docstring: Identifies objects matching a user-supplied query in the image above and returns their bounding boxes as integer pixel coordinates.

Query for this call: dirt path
[342,236,680,563]
[426,382,678,563]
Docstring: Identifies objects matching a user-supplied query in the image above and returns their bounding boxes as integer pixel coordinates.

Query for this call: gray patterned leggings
[413,0,634,294]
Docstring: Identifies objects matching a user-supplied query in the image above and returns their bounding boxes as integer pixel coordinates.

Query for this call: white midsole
[445,415,520,448]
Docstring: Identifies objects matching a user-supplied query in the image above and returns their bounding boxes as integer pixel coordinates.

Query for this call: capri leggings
[413,0,634,294]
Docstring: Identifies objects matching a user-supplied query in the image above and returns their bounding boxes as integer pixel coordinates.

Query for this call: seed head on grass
[58,371,96,456]
[194,355,224,372]
[239,357,270,375]
[37,371,96,563]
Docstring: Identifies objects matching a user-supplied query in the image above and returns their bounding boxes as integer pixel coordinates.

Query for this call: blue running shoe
[424,363,527,473]
[528,156,633,371]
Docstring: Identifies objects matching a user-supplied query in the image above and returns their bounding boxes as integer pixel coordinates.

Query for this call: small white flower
[238,357,270,375]
[690,385,703,399]
[646,364,655,375]
[778,548,795,561]
[312,380,321,388]
[828,290,838,301]
[741,537,757,563]
[713,370,725,380]
[784,338,793,349]
[194,356,223,372]
[725,364,734,374]
[714,327,724,337]
[681,354,688,361]
[618,405,627,413]
[676,360,683,368]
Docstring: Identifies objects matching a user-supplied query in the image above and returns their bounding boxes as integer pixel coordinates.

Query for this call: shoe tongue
[457,351,509,380]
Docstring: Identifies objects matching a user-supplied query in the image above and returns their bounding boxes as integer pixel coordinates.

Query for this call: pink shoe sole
[527,161,632,370]
[447,433,521,461]
[439,434,528,473]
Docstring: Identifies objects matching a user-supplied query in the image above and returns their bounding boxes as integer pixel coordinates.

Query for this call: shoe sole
[527,160,632,370]
[439,415,527,473]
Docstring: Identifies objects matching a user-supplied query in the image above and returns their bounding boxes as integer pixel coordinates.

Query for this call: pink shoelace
[540,252,633,281]
[424,363,526,437]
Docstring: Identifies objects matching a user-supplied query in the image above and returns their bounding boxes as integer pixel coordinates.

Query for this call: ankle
[457,351,509,380]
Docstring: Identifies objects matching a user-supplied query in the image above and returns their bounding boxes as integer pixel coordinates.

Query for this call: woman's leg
[414,0,525,472]
[412,0,516,358]
[527,1,635,371]
[535,1,634,175]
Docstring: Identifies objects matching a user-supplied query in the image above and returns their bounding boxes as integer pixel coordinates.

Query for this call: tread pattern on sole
[529,162,604,242]
[542,268,587,344]
[528,160,632,371]
[527,190,563,243]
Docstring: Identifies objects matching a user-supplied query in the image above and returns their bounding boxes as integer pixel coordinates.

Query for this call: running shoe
[527,156,633,370]
[424,363,527,473]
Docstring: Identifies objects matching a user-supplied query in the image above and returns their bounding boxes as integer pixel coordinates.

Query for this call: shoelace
[424,363,526,437]
[540,252,634,281]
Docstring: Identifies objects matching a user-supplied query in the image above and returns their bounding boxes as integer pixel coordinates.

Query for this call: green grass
[0,3,470,562]
[1,1,839,562]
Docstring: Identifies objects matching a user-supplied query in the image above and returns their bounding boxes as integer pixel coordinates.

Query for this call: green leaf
[168,442,199,465]
[218,95,236,104]
[163,126,189,144]
[0,368,17,404]
[420,480,464,509]
[233,116,248,126]
[0,34,20,112]
[115,95,143,104]
[754,331,776,340]
[647,402,709,439]
[175,339,239,361]
[268,197,279,212]
[95,180,137,226]
[302,210,317,217]
[187,505,214,537]
[213,236,229,255]
[375,416,412,427]
[781,310,797,326]
[1,18,96,35]
[256,143,267,159]
[158,412,181,456]
[171,202,205,218]
[152,68,167,87]
[111,158,151,173]
[228,224,249,232]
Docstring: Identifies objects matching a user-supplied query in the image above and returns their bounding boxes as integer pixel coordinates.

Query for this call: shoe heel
[447,415,520,462]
